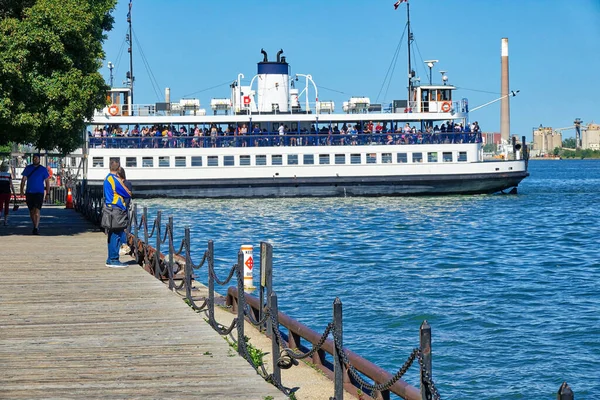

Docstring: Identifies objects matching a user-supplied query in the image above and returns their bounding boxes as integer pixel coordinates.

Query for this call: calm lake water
[138,160,599,399]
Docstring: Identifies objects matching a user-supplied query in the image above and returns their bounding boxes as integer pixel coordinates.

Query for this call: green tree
[562,137,576,149]
[483,143,496,153]
[0,0,116,153]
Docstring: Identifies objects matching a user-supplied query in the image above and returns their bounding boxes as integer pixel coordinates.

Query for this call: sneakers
[32,228,39,235]
[105,261,129,268]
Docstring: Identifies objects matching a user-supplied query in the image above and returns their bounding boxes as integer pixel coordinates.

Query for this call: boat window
[303,154,314,165]
[224,155,234,166]
[288,154,298,165]
[397,153,407,163]
[366,154,377,164]
[191,156,202,167]
[319,154,330,165]
[412,153,423,163]
[159,156,170,167]
[442,152,453,162]
[382,153,392,164]
[256,155,267,166]
[142,157,154,167]
[458,152,468,162]
[427,152,438,163]
[441,89,451,101]
[272,155,283,166]
[207,156,219,166]
[126,157,137,168]
[240,155,251,166]
[175,157,186,167]
[335,154,345,164]
[92,157,104,168]
[350,154,361,164]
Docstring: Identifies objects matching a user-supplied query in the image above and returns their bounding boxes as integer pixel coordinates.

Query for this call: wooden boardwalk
[0,206,285,399]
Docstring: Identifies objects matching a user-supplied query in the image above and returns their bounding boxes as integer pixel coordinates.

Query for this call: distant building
[582,123,600,150]
[532,126,562,155]
[482,132,501,145]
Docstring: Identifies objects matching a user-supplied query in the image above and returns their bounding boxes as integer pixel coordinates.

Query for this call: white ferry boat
[82,6,528,198]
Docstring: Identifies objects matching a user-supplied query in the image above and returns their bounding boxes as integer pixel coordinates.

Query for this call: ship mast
[127,0,134,114]
[406,2,414,105]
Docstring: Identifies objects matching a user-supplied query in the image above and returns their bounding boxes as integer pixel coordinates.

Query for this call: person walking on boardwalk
[103,159,131,268]
[0,162,16,226]
[117,166,133,256]
[20,154,50,235]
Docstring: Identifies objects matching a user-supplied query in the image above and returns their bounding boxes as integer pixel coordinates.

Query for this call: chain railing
[76,184,441,400]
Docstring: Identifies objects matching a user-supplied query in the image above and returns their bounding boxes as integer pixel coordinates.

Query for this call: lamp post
[107,61,114,88]
[440,70,448,85]
[424,60,438,85]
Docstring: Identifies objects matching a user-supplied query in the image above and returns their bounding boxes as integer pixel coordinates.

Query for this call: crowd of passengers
[89,120,482,148]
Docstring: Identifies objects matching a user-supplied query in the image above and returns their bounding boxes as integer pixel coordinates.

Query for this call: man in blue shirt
[103,159,132,268]
[20,154,50,235]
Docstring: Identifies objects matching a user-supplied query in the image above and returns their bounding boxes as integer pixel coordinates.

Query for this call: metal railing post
[262,242,273,336]
[132,204,139,262]
[420,320,432,400]
[143,207,149,267]
[557,382,574,400]
[154,210,162,278]
[167,216,174,290]
[237,250,245,356]
[207,240,215,321]
[184,227,192,301]
[333,297,343,400]
[270,291,281,386]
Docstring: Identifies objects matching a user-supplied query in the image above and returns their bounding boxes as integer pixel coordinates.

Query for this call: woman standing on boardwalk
[0,162,16,226]
[117,167,133,256]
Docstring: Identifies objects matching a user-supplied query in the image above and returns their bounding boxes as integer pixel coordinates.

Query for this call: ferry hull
[88,171,528,198]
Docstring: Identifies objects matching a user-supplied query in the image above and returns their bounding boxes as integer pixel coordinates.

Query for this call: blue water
[138,160,600,399]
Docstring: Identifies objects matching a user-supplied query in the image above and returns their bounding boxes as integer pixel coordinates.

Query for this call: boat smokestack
[500,38,510,143]
[165,87,171,104]
[276,49,283,63]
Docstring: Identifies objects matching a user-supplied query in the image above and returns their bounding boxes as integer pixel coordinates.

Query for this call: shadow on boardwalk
[0,205,100,236]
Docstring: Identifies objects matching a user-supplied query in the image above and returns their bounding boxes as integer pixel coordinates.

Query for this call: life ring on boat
[108,104,119,116]
[441,102,451,113]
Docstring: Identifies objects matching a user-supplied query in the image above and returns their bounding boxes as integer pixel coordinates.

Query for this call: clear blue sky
[101,0,600,139]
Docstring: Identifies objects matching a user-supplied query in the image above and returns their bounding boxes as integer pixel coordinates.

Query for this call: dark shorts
[26,193,44,210]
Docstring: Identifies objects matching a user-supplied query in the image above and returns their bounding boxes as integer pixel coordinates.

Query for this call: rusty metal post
[167,216,174,290]
[262,242,274,336]
[557,382,574,400]
[420,320,432,400]
[270,291,281,386]
[154,210,162,278]
[333,297,343,400]
[237,250,245,356]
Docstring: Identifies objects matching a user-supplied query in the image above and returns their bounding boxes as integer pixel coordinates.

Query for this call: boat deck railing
[93,100,467,118]
[88,132,482,150]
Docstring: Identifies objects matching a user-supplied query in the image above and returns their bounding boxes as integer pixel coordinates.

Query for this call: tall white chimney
[500,38,510,143]
[165,87,171,104]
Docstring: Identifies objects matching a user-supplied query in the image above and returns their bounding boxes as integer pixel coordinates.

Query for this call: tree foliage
[562,137,576,149]
[0,0,116,153]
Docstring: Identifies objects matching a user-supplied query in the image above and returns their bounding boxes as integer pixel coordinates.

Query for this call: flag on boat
[394,0,407,9]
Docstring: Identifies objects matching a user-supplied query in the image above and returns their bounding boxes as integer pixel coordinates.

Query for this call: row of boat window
[92,151,469,168]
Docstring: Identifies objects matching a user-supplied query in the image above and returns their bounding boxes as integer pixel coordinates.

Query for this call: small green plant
[203,351,212,356]
[263,396,274,400]
[224,335,267,367]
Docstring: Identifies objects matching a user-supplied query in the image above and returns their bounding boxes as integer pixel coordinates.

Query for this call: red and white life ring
[441,102,451,113]
[243,96,251,105]
[108,104,119,116]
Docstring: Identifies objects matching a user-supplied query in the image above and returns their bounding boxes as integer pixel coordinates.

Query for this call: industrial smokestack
[500,38,510,143]
[165,87,171,104]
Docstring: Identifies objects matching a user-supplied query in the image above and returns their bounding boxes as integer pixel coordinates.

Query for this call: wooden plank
[0,207,285,399]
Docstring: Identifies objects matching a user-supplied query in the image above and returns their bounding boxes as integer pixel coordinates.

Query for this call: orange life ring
[108,104,119,116]
[441,102,451,113]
